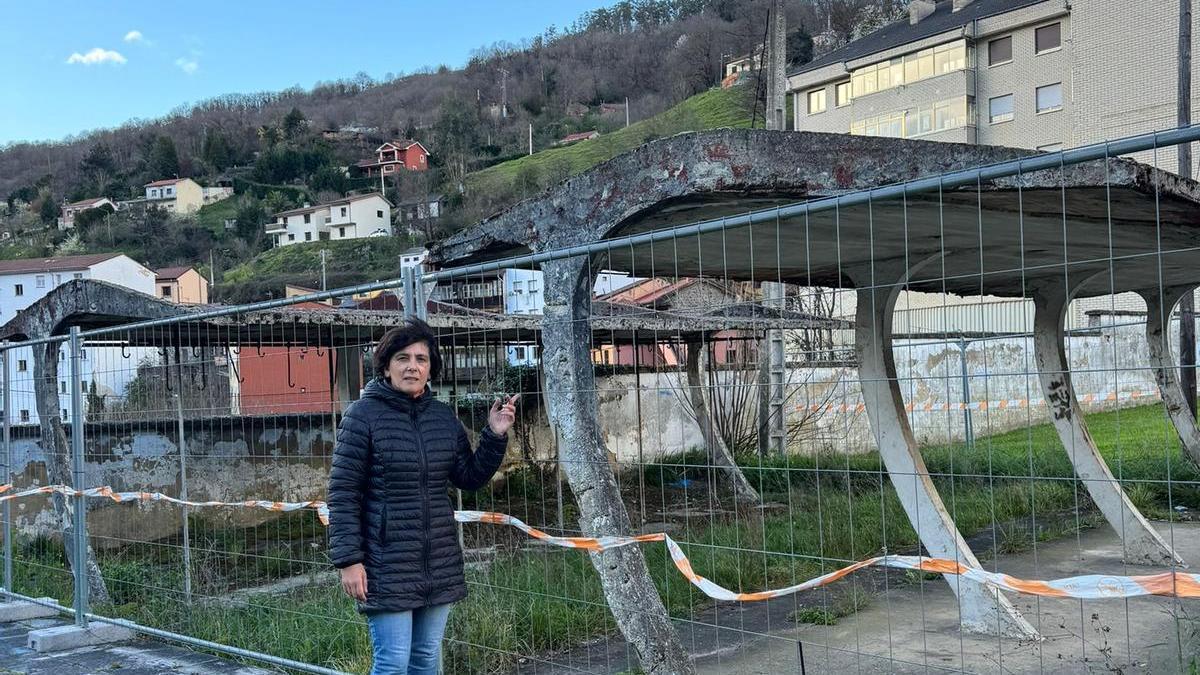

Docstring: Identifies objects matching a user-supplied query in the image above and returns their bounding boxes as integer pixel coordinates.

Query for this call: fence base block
[0,599,58,622]
[28,623,135,652]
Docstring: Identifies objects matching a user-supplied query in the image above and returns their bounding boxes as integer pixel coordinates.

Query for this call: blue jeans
[366,603,453,675]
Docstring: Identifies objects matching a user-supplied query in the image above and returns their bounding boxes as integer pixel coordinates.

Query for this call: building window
[988,36,1012,66]
[1037,142,1065,152]
[339,227,346,237]
[62,409,68,420]
[384,165,394,173]
[1035,23,1061,53]
[305,232,313,241]
[161,285,172,298]
[989,94,1015,124]
[304,214,311,224]
[13,284,22,296]
[835,81,852,107]
[288,234,295,241]
[1036,83,1063,113]
[852,96,973,139]
[19,410,28,423]
[61,381,66,393]
[807,89,827,114]
[851,40,967,99]
[16,360,26,372]
[340,207,347,217]
[73,273,82,279]
[515,347,526,360]
[35,275,45,288]
[376,210,384,218]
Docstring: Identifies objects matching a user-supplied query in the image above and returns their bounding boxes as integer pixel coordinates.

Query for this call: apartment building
[789,0,1200,166]
[267,193,393,247]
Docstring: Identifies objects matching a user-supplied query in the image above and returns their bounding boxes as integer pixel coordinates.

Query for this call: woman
[327,319,517,674]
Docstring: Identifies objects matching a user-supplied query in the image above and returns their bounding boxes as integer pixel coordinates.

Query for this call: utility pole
[498,68,510,119]
[320,249,328,291]
[528,123,534,155]
[1180,0,1196,416]
[625,97,630,127]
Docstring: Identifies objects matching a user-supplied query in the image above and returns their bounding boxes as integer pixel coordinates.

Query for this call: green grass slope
[465,86,755,198]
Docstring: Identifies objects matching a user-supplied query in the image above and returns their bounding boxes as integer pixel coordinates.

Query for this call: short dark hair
[373,319,442,380]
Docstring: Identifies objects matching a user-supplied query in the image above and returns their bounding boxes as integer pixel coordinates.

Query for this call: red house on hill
[356,140,429,176]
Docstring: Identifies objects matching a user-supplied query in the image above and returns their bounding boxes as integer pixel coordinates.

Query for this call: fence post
[958,337,974,448]
[68,326,89,627]
[173,342,193,605]
[1,341,11,593]
[402,267,416,320]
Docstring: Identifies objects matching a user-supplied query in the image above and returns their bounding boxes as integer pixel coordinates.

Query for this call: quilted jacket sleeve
[450,422,508,491]
[327,403,371,568]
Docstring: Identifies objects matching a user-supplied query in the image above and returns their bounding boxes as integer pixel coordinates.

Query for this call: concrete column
[540,256,693,674]
[1032,286,1183,565]
[854,258,1037,638]
[1141,285,1200,465]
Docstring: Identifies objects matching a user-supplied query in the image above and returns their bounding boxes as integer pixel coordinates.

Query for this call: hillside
[217,237,417,304]
[464,86,756,204]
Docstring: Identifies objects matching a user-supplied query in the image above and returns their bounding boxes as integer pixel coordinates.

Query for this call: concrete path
[0,616,281,675]
[516,521,1200,674]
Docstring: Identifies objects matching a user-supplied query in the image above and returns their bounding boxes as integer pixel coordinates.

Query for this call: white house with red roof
[355,140,429,177]
[57,197,117,230]
[266,192,393,247]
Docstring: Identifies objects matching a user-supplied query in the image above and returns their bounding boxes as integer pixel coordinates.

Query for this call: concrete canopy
[432,129,1200,300]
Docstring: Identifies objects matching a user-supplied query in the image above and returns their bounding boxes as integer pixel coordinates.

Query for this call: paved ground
[516,521,1200,674]
[0,616,281,675]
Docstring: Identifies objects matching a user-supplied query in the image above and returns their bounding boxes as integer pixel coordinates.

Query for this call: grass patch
[9,402,1197,673]
[464,87,754,199]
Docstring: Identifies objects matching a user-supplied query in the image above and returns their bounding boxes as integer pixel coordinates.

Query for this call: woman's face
[385,341,431,396]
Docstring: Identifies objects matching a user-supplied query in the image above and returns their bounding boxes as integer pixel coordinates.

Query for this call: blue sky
[0,1,611,146]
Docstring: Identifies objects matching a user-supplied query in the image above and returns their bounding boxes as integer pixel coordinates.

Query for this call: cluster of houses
[54,138,445,246]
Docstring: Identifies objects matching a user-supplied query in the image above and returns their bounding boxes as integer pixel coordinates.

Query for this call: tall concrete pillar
[853,258,1037,638]
[765,0,787,131]
[540,256,693,674]
[1141,285,1200,465]
[1032,285,1183,565]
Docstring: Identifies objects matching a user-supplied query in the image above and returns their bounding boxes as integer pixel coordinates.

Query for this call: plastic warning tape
[3,485,1197,601]
[798,388,1161,414]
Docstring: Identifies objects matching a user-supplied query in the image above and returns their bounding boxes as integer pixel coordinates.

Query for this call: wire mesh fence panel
[4,128,1200,675]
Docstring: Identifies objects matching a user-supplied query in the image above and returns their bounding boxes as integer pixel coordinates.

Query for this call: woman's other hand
[340,563,368,602]
[487,394,520,436]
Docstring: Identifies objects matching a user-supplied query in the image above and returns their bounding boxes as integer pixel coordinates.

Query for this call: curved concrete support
[1032,287,1184,566]
[854,259,1039,639]
[1140,285,1200,465]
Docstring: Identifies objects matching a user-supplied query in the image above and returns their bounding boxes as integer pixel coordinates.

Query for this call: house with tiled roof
[143,178,232,214]
[155,266,209,304]
[57,197,117,230]
[266,193,393,247]
[355,140,429,177]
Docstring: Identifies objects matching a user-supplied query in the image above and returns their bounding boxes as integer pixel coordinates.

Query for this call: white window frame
[1035,23,1062,55]
[987,36,1013,67]
[1036,82,1063,114]
[989,94,1015,124]
[807,88,827,115]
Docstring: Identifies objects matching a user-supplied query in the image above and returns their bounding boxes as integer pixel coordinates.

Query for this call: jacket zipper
[411,405,431,596]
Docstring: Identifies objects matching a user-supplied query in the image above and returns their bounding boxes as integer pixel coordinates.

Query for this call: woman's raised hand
[487,394,520,436]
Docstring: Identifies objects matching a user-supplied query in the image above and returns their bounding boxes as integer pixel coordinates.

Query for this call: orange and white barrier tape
[4,484,1199,602]
[799,388,1161,414]
[0,483,331,526]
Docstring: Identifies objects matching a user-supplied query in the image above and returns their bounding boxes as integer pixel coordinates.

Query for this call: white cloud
[175,57,198,75]
[66,48,127,66]
[123,30,144,43]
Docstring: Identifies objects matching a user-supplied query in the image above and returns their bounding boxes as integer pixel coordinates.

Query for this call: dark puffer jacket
[327,378,508,613]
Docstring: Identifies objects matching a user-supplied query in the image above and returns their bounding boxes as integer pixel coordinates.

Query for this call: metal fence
[3,124,1200,674]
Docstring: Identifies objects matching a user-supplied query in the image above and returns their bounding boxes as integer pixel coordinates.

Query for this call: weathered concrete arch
[1031,278,1183,566]
[3,280,187,607]
[1139,285,1200,465]
[435,129,1200,664]
[851,256,1038,638]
